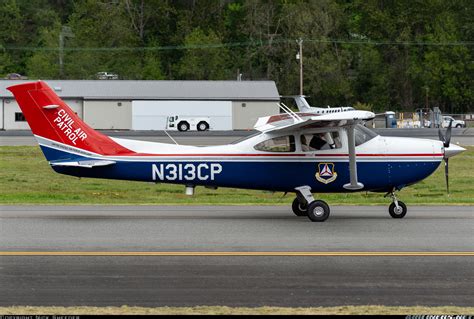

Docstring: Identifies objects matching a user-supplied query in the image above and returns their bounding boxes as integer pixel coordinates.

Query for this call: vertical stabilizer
[293,96,314,113]
[7,81,131,156]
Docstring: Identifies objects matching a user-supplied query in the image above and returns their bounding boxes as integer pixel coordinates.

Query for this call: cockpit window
[301,131,342,151]
[254,135,295,152]
[354,124,378,146]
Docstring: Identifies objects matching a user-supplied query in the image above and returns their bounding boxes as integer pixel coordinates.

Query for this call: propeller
[438,119,453,194]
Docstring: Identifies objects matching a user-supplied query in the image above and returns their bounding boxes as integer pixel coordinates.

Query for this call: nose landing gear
[386,190,407,218]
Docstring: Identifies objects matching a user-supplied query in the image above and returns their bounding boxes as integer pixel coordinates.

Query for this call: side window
[301,132,342,152]
[254,135,295,152]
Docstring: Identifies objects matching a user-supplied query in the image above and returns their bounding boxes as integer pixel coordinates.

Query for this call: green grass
[0,146,473,205]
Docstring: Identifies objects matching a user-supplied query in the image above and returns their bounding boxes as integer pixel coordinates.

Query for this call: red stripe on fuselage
[124,153,444,157]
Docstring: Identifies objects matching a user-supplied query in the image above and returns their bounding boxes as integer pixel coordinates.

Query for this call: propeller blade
[438,128,445,144]
[444,157,449,195]
[444,119,453,148]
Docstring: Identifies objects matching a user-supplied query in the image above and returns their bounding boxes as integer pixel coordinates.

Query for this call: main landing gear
[292,186,408,221]
[293,186,330,222]
[386,190,407,218]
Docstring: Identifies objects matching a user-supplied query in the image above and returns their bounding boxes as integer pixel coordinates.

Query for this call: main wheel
[455,124,462,128]
[389,201,407,218]
[178,121,190,132]
[306,200,330,222]
[197,121,209,131]
[292,198,307,216]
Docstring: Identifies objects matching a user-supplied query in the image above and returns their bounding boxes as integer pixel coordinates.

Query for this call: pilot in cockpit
[310,134,329,150]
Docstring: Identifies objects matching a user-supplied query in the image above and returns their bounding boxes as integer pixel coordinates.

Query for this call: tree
[343,0,473,112]
[278,0,353,105]
[238,0,283,80]
[65,0,142,79]
[141,39,165,80]
[124,0,173,44]
[177,27,231,80]
[0,46,13,76]
[0,0,23,74]
[0,0,22,44]
[26,22,61,79]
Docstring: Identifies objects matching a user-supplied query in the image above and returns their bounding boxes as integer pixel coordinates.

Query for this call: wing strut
[343,125,364,190]
[278,102,303,123]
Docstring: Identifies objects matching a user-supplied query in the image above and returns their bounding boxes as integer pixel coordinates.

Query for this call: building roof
[0,80,280,101]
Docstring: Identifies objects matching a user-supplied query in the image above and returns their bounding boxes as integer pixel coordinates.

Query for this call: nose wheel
[386,191,407,218]
[389,201,407,218]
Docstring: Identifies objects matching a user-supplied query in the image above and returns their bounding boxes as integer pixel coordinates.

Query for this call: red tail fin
[7,81,131,155]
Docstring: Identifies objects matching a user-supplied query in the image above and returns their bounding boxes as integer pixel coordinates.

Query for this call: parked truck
[442,116,466,128]
[166,115,210,131]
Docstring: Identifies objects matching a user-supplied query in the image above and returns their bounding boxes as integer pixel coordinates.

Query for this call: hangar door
[132,101,232,130]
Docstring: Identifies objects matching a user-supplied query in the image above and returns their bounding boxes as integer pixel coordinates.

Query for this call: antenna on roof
[163,130,179,145]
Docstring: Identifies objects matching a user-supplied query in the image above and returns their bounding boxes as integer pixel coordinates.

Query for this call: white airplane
[285,95,355,114]
[8,81,465,222]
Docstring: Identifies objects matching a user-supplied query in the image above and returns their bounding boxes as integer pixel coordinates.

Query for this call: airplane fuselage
[40,131,444,193]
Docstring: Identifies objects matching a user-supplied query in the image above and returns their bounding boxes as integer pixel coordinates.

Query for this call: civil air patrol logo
[315,163,338,184]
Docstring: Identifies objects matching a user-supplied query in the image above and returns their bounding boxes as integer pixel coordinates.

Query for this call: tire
[455,124,462,128]
[291,198,307,216]
[178,121,190,132]
[306,200,330,222]
[389,201,407,218]
[197,121,209,131]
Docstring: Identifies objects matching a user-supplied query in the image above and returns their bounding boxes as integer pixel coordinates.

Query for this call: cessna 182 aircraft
[8,81,465,222]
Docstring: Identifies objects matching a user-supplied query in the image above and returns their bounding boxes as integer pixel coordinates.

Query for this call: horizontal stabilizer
[50,159,116,168]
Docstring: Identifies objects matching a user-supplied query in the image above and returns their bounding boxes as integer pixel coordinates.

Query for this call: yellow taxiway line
[0,251,473,256]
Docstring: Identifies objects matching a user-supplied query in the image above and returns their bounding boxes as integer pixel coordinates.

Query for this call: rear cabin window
[301,131,342,151]
[254,135,295,152]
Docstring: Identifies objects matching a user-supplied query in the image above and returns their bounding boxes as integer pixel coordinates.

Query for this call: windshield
[354,124,378,146]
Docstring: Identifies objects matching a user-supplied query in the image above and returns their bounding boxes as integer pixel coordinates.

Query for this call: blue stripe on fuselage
[40,145,441,193]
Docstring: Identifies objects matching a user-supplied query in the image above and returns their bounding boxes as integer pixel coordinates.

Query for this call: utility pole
[296,38,303,95]
[59,26,74,78]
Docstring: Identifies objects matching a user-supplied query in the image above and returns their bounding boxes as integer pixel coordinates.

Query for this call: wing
[254,110,375,132]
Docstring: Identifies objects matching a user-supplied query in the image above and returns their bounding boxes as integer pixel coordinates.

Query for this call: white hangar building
[0,80,280,131]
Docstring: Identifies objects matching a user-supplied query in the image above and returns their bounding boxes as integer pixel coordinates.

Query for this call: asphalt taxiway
[0,205,473,307]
